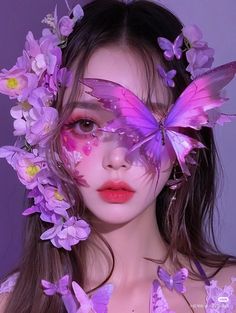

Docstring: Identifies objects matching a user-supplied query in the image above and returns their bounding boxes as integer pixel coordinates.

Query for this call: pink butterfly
[72,281,113,313]
[157,266,188,293]
[41,274,70,296]
[81,61,236,176]
[157,34,183,60]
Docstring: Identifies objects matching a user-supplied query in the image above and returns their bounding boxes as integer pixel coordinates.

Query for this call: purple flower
[182,25,215,79]
[25,31,62,79]
[38,184,70,216]
[185,47,214,79]
[0,67,38,100]
[58,4,84,37]
[0,146,50,189]
[40,217,91,250]
[58,16,74,37]
[23,184,70,223]
[25,105,58,147]
[182,24,206,48]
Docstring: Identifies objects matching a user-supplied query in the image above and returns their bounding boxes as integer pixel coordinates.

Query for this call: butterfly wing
[41,280,57,296]
[166,61,236,130]
[173,34,184,60]
[81,78,163,168]
[166,130,204,175]
[157,266,173,291]
[164,61,236,174]
[81,78,158,135]
[172,268,189,293]
[91,284,113,313]
[157,37,174,60]
[72,281,92,313]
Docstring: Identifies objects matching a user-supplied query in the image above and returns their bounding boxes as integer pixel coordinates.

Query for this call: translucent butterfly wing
[81,78,165,170]
[41,280,57,296]
[91,283,113,313]
[157,267,172,290]
[166,61,236,130]
[157,37,175,61]
[173,34,183,60]
[172,268,188,293]
[166,130,204,175]
[57,275,70,295]
[72,281,92,313]
[81,78,158,137]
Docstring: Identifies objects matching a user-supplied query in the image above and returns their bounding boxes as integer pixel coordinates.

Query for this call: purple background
[0,0,236,277]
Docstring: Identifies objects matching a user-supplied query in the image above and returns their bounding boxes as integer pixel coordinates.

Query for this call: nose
[103,146,131,171]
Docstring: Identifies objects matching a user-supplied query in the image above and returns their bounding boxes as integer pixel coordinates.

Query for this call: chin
[85,203,152,228]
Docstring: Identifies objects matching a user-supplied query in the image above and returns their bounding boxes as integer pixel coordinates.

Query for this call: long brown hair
[3,1,236,312]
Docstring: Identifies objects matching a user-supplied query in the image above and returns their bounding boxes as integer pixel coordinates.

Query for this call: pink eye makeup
[64,115,101,140]
[61,102,116,157]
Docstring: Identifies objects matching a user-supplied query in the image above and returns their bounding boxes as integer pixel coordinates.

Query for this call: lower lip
[98,189,134,203]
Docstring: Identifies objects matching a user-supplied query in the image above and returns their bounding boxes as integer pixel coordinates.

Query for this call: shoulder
[211,264,236,286]
[0,293,10,313]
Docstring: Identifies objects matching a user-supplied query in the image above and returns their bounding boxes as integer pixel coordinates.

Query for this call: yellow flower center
[54,190,64,201]
[7,78,19,89]
[26,165,40,177]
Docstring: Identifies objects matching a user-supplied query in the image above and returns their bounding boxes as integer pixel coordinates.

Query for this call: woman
[0,0,236,312]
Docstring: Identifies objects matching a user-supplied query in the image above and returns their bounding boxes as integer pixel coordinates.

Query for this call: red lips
[97,181,135,203]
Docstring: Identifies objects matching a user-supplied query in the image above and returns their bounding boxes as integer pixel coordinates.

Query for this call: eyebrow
[67,100,104,111]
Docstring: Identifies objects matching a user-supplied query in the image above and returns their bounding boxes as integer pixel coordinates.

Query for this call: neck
[83,201,181,289]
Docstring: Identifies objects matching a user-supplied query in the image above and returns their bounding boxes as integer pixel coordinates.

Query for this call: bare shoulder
[212,264,236,286]
[0,293,10,313]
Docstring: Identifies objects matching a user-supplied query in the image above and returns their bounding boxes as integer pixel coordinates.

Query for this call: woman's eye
[66,119,99,136]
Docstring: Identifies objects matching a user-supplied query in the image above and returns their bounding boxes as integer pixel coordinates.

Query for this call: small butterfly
[81,62,236,177]
[41,274,70,296]
[72,281,113,313]
[157,266,188,293]
[157,34,184,61]
[157,65,176,88]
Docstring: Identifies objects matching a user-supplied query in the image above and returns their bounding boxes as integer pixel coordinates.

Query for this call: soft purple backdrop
[0,0,236,277]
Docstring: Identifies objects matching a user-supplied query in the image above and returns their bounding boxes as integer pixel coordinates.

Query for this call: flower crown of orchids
[0,2,215,252]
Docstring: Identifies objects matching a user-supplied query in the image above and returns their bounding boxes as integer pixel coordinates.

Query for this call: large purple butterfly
[157,266,188,293]
[71,281,113,313]
[81,62,236,176]
[157,34,184,60]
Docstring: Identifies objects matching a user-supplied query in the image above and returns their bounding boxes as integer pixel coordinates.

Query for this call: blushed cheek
[60,130,101,178]
[61,130,101,156]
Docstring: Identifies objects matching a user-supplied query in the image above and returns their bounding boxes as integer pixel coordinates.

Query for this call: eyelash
[64,116,101,139]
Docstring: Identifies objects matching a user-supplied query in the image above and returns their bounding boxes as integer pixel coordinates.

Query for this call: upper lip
[97,181,135,192]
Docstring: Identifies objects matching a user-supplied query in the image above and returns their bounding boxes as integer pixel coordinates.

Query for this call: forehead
[80,45,165,104]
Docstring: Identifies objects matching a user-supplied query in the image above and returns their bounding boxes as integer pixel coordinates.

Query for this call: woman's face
[61,45,173,225]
